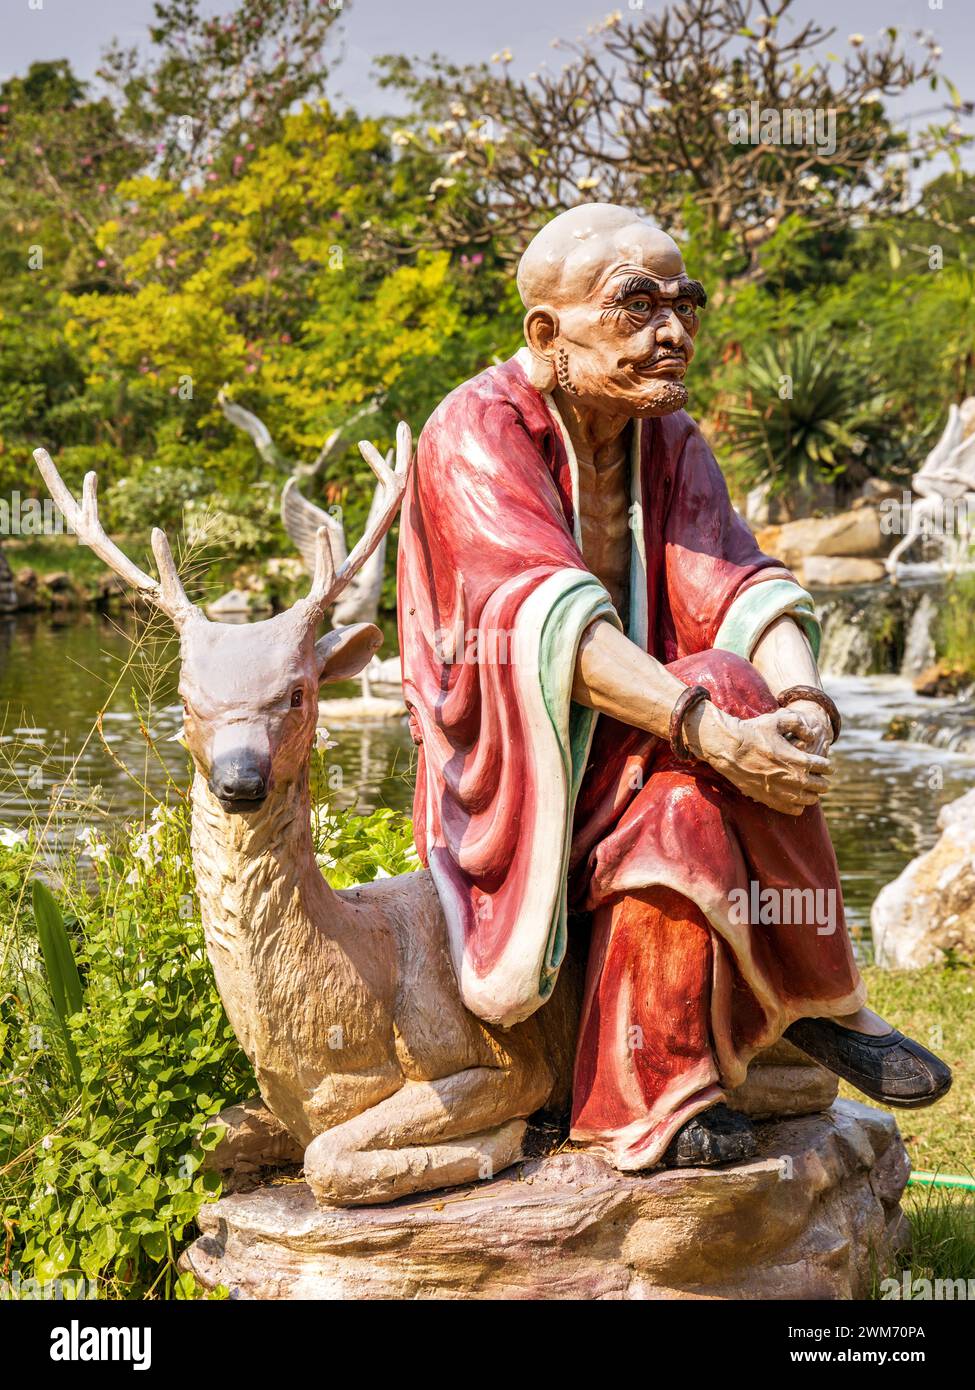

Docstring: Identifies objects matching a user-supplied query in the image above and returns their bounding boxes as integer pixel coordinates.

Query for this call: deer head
[33,423,412,812]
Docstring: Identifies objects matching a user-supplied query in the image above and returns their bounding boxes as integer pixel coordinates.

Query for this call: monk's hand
[782,700,833,757]
[689,705,832,816]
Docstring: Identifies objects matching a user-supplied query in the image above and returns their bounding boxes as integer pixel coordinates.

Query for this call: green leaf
[32,879,83,1088]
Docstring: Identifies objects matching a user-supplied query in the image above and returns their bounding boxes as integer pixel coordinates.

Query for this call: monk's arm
[750,614,833,754]
[571,618,831,815]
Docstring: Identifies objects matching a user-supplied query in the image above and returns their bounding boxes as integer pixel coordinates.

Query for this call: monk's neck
[552,387,632,469]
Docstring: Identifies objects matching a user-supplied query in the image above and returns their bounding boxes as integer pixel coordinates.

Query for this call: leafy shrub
[0,794,418,1299]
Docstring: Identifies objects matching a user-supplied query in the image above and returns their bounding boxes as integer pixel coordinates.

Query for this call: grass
[848,963,975,1175]
[848,963,975,1293]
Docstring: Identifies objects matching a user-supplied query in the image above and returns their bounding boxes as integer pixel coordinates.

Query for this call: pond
[1,611,972,950]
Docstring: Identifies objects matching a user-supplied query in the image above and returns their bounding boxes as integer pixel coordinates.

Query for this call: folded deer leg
[303,1063,550,1207]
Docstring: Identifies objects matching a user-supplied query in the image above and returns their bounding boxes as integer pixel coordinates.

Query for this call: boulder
[912,661,972,699]
[181,1100,908,1300]
[201,1096,303,1192]
[727,1038,837,1117]
[755,508,885,570]
[872,787,975,968]
[799,555,887,587]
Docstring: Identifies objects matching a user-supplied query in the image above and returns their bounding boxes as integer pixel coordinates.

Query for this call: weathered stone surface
[201,1096,304,1192]
[872,788,975,968]
[727,1038,837,1117]
[912,661,972,698]
[799,555,886,587]
[755,508,885,570]
[182,1100,909,1300]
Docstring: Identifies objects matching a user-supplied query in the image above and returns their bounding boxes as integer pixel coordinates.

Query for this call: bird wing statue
[913,399,975,501]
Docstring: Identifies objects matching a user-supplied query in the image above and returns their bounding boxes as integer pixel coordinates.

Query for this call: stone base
[181,1100,909,1300]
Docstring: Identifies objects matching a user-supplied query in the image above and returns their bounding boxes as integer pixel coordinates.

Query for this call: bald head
[517,203,687,309]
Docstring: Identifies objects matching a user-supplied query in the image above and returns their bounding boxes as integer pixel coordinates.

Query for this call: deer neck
[189,765,354,1048]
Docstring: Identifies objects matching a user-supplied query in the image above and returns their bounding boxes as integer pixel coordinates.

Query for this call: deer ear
[315,623,383,683]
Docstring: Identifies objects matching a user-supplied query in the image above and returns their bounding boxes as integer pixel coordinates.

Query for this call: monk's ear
[523,306,559,391]
[315,623,382,684]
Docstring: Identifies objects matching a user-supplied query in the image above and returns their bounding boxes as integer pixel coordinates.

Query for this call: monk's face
[529,223,705,417]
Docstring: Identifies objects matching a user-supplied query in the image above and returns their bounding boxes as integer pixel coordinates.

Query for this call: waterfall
[816,579,941,678]
[901,592,938,678]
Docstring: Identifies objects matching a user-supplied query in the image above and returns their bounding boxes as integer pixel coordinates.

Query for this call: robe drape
[397,350,864,1154]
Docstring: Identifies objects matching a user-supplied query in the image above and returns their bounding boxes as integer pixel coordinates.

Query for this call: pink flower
[96,259,107,268]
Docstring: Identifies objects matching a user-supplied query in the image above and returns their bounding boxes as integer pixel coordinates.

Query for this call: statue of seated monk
[396,203,950,1169]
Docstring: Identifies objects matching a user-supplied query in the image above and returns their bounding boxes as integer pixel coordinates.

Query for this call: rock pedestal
[182,1100,909,1300]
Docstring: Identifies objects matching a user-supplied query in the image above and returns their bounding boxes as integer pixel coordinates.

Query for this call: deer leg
[303,1063,549,1208]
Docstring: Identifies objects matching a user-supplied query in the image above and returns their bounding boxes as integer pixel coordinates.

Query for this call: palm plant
[724,331,890,497]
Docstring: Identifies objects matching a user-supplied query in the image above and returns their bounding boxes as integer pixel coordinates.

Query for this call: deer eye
[290,689,304,708]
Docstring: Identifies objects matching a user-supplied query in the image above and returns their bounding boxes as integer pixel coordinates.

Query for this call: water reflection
[1,616,972,949]
[0,611,415,838]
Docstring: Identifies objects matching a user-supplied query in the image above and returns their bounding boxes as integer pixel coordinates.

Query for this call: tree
[380,0,967,282]
[98,0,344,181]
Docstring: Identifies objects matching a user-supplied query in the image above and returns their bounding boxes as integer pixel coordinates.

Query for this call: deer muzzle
[209,748,271,811]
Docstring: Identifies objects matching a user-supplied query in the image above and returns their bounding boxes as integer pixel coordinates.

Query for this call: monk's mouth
[639,358,684,375]
[633,355,687,377]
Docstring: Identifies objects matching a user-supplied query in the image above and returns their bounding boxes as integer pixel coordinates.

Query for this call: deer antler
[33,449,199,628]
[305,421,413,618]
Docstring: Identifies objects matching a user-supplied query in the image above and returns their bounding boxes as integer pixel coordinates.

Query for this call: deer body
[34,429,576,1208]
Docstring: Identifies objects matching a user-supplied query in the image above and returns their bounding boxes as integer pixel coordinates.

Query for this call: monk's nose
[209,749,270,805]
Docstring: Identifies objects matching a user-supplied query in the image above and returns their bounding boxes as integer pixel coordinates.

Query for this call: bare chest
[576,449,631,614]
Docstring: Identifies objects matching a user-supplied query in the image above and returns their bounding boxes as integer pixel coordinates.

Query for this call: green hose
[908,1171,975,1191]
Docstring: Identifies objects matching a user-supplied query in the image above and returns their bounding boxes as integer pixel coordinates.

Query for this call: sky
[1,0,972,128]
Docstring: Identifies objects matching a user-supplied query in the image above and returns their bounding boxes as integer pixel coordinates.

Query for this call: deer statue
[33,430,578,1208]
[219,390,403,706]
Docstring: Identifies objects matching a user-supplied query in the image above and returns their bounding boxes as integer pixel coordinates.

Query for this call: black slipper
[784,1017,952,1110]
[661,1102,758,1168]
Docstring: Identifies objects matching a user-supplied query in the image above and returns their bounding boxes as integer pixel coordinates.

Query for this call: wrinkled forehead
[563,222,688,303]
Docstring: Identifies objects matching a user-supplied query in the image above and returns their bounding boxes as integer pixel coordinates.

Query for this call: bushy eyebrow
[605,274,708,309]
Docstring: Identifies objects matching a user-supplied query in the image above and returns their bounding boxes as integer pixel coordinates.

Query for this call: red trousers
[568,649,865,1169]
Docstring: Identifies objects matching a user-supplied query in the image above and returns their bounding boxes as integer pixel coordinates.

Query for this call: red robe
[397,351,864,1168]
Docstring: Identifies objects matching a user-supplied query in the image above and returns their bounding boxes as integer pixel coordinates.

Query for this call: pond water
[1,612,972,949]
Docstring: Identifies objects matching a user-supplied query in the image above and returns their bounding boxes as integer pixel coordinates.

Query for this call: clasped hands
[682,697,833,817]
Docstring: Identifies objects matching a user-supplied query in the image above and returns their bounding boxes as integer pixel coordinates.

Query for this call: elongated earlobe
[525,352,558,392]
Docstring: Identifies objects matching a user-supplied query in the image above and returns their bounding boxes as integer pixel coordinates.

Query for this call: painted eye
[290,689,304,708]
[677,301,696,316]
[628,298,652,313]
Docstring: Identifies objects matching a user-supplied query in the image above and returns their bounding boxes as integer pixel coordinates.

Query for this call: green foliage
[0,0,973,544]
[31,881,83,1089]
[0,798,417,1299]
[720,330,891,495]
[937,571,975,678]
